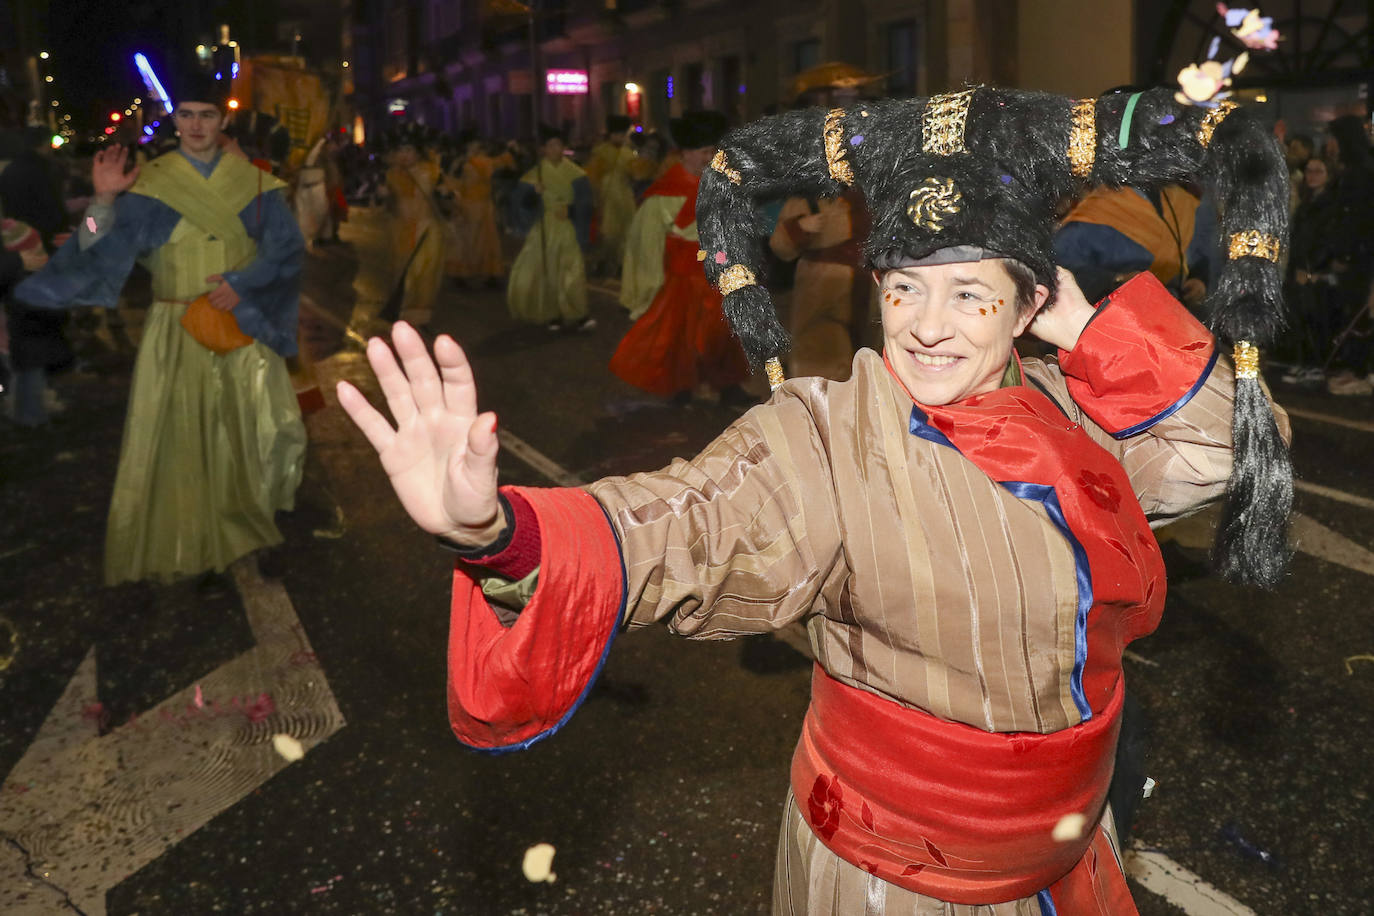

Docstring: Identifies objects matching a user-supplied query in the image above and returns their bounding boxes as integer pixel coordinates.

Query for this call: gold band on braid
[1233,340,1260,380]
[717,264,758,296]
[1197,101,1238,148]
[765,357,786,390]
[1067,98,1096,178]
[1227,230,1281,262]
[710,149,742,185]
[823,109,854,185]
[922,88,977,156]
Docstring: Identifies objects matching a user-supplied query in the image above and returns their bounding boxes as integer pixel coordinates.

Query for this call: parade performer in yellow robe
[16,72,306,588]
[384,131,445,326]
[585,115,636,275]
[448,138,513,285]
[506,128,594,331]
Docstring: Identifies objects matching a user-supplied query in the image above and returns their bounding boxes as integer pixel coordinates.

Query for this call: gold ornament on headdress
[717,263,758,296]
[922,88,977,156]
[1233,340,1259,380]
[1197,101,1238,148]
[710,149,742,185]
[907,177,964,231]
[1227,230,1281,262]
[1067,98,1097,178]
[823,109,854,186]
[765,357,786,391]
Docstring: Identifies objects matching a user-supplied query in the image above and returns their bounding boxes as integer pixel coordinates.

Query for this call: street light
[40,51,50,60]
[44,75,53,83]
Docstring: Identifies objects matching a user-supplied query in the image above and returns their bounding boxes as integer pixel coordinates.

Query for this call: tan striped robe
[586,346,1285,914]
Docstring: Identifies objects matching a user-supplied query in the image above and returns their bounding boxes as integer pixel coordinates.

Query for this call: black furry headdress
[697,86,1292,588]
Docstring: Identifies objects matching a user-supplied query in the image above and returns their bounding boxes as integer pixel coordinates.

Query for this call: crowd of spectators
[1281,114,1374,395]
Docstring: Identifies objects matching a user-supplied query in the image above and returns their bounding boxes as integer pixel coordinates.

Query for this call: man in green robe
[16,71,306,588]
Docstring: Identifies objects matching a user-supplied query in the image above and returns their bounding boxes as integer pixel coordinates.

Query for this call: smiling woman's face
[879,259,1042,406]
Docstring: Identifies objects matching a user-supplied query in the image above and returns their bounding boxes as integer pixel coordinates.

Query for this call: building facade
[343,0,1369,145]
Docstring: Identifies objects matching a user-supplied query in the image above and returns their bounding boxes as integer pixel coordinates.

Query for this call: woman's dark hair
[1002,258,1039,317]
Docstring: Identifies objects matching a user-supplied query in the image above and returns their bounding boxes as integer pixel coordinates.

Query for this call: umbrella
[790,61,885,100]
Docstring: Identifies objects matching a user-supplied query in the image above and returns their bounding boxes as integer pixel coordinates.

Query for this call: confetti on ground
[522,843,557,883]
[1343,654,1374,675]
[193,683,204,708]
[272,733,305,762]
[309,874,344,894]
[1052,813,1087,842]
[1143,776,1156,799]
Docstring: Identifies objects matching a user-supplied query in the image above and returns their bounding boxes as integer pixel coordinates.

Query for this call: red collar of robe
[881,350,1167,719]
[643,162,700,229]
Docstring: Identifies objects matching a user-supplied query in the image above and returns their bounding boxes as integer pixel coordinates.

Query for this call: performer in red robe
[608,110,749,401]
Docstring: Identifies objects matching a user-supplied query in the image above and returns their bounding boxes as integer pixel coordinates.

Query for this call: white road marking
[1294,478,1374,511]
[498,430,585,487]
[1126,842,1258,915]
[1160,506,1374,576]
[0,558,345,915]
[1285,406,1374,435]
[1123,649,1160,668]
[1288,512,1374,577]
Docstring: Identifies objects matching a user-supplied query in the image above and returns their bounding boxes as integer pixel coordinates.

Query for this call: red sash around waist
[791,665,1123,904]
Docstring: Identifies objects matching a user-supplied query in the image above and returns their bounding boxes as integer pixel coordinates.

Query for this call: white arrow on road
[0,558,345,915]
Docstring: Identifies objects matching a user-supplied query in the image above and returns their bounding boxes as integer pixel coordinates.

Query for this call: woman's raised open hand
[336,322,505,548]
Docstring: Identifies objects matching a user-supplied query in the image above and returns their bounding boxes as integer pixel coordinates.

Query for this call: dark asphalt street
[2,207,1372,915]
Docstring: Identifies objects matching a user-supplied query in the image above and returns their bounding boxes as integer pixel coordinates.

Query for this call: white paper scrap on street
[522,843,557,883]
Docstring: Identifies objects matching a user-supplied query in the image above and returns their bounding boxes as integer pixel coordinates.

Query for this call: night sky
[43,0,200,129]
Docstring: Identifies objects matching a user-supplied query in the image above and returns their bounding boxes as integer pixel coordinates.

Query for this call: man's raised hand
[91,146,140,204]
[336,323,504,548]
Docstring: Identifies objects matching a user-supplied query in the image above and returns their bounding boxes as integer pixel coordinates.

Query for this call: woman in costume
[505,127,594,332]
[338,87,1293,913]
[609,110,750,401]
[383,129,445,326]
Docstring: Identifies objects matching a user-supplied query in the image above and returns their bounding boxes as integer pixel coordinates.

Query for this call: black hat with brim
[670,110,729,150]
[170,68,231,111]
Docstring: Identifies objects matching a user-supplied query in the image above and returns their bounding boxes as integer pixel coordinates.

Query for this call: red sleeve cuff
[1057,271,1218,438]
[447,486,626,753]
[460,488,541,581]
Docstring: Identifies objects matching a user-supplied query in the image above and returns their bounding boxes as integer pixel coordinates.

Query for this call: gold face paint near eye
[979,308,987,315]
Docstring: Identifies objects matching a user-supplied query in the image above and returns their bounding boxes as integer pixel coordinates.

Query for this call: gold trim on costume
[1233,340,1259,380]
[1067,98,1096,178]
[765,357,786,391]
[907,177,964,231]
[823,109,854,185]
[922,89,977,156]
[710,149,742,185]
[718,264,758,296]
[1227,230,1281,262]
[1197,101,1238,148]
